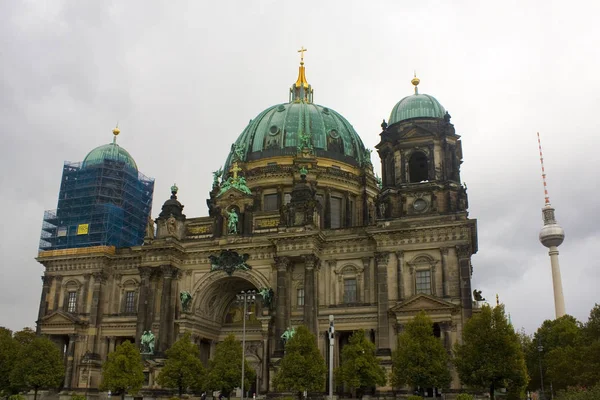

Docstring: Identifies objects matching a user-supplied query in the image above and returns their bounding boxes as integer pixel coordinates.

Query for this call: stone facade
[36,76,478,396]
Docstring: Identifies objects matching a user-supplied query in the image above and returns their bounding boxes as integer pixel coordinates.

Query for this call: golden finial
[298,46,307,65]
[112,123,120,136]
[411,71,420,94]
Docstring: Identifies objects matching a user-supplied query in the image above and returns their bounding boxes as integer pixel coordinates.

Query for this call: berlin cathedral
[36,51,477,396]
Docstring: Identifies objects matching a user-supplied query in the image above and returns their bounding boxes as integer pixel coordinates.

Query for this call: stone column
[328,260,336,305]
[274,256,291,355]
[158,265,179,353]
[395,251,404,301]
[362,257,371,304]
[36,276,53,333]
[302,255,319,337]
[324,189,332,229]
[440,248,449,298]
[52,275,63,311]
[456,245,473,319]
[375,252,391,355]
[64,334,77,389]
[136,267,152,341]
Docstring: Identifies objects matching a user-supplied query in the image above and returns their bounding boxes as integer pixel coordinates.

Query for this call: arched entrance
[180,271,271,393]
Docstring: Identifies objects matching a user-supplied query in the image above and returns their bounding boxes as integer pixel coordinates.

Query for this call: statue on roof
[212,168,223,188]
[258,287,274,309]
[233,176,252,195]
[297,131,313,152]
[473,289,485,302]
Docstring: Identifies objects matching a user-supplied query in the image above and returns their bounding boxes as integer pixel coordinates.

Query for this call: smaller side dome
[388,76,446,125]
[82,128,138,171]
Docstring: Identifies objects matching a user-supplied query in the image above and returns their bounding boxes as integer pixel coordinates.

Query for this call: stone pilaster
[90,272,107,326]
[52,275,63,311]
[158,265,179,353]
[79,274,91,314]
[362,257,371,304]
[375,251,391,355]
[36,275,53,333]
[440,248,449,298]
[456,245,473,319]
[136,267,153,341]
[302,255,320,337]
[395,251,404,301]
[274,256,291,355]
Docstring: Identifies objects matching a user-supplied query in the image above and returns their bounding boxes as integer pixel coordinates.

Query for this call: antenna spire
[537,132,551,205]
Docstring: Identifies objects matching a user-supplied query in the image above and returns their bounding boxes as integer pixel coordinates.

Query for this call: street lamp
[237,290,256,400]
[538,337,545,400]
[329,315,335,400]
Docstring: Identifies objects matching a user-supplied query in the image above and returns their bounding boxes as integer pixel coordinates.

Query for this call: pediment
[40,310,86,326]
[390,294,459,314]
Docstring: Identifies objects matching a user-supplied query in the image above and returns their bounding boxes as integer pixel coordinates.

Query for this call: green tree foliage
[273,325,327,399]
[391,311,451,394]
[453,304,528,400]
[526,315,582,392]
[100,341,144,400]
[157,333,206,397]
[0,327,17,396]
[9,336,64,400]
[13,328,36,346]
[205,335,255,399]
[335,330,386,398]
[555,383,600,400]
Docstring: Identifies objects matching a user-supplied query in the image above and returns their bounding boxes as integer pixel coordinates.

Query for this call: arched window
[409,151,429,183]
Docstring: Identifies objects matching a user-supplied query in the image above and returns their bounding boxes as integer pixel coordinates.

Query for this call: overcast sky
[1,0,598,334]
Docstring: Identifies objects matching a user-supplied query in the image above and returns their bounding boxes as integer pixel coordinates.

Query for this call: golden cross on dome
[230,162,242,180]
[297,46,307,64]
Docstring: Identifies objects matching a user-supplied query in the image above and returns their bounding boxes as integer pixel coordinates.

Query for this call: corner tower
[39,127,155,251]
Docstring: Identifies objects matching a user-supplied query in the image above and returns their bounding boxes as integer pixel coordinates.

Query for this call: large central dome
[224,60,370,171]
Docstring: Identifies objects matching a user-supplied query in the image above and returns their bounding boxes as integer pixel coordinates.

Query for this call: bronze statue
[473,289,485,302]
[140,330,155,354]
[227,209,239,234]
[180,291,193,312]
[281,326,296,345]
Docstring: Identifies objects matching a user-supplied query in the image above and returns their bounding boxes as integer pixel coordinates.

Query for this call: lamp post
[237,290,256,400]
[538,337,545,400]
[329,315,335,400]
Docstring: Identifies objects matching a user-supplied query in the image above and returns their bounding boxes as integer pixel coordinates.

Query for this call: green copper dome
[225,100,370,170]
[389,93,446,125]
[82,141,138,171]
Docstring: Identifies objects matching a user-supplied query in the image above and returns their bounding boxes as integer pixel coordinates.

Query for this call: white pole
[329,315,334,400]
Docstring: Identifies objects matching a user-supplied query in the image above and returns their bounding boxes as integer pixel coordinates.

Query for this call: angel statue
[281,326,296,345]
[227,209,239,234]
[212,167,223,188]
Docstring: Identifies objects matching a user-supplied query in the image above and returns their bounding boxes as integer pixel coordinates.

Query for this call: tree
[13,328,36,346]
[525,315,581,392]
[391,311,451,396]
[0,327,17,396]
[157,333,206,397]
[454,304,528,400]
[335,329,386,398]
[100,341,144,400]
[273,325,327,399]
[205,335,255,399]
[9,336,64,400]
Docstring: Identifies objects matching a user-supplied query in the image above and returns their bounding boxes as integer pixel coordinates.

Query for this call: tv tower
[537,132,566,318]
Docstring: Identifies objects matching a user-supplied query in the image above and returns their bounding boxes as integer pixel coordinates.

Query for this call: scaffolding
[40,159,154,250]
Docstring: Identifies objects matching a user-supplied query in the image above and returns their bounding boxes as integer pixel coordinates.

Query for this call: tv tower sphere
[539,205,565,248]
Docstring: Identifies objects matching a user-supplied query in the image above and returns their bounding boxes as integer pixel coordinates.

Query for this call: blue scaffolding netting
[40,159,154,250]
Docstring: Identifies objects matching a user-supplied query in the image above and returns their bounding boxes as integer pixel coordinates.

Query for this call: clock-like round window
[413,198,428,212]
[269,125,280,136]
[329,129,340,139]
